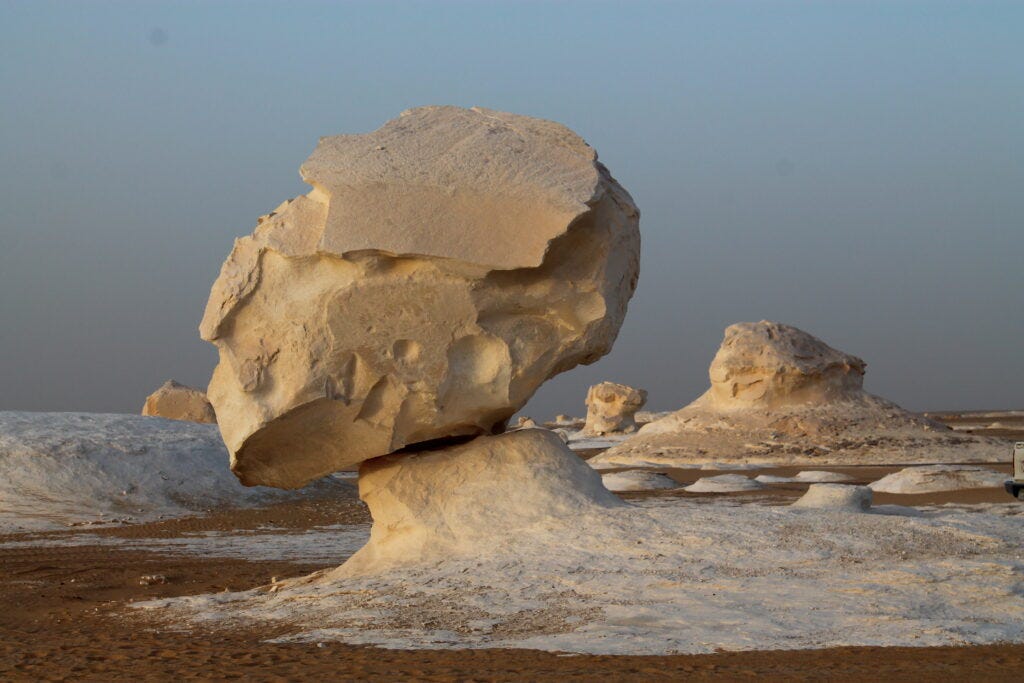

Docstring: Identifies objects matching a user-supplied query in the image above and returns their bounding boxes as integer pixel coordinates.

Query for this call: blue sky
[1,1,1022,415]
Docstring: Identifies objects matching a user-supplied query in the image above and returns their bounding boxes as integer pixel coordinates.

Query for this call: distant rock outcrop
[141,380,216,424]
[705,321,865,409]
[583,381,648,435]
[591,321,1008,468]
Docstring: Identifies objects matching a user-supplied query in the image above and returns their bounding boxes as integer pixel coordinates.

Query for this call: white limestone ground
[139,496,1024,656]
[0,412,352,532]
[869,465,1009,494]
[601,470,678,492]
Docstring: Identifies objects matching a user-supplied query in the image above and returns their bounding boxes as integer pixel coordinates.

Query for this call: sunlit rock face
[200,106,640,488]
[707,321,866,410]
[583,381,648,435]
[141,380,216,424]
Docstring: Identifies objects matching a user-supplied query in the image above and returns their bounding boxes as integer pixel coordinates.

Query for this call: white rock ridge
[141,380,216,424]
[592,321,1008,468]
[200,107,640,488]
[583,381,647,435]
[0,412,350,532]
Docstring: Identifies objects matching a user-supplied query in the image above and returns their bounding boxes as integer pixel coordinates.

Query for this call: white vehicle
[1007,442,1024,500]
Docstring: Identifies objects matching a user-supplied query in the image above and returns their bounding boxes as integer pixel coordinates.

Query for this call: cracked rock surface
[201,107,640,488]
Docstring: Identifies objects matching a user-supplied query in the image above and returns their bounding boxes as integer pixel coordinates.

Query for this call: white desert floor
[2,412,1022,658]
[134,492,1024,656]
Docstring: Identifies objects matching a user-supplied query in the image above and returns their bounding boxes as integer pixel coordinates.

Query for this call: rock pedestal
[331,429,624,577]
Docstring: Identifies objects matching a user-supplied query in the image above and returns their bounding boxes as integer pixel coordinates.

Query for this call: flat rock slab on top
[200,107,640,489]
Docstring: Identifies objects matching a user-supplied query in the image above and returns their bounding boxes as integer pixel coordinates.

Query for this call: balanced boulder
[201,107,640,488]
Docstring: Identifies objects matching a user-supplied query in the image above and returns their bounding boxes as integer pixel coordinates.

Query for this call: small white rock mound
[583,382,648,435]
[141,380,216,424]
[756,471,855,484]
[592,321,1007,469]
[0,412,351,532]
[869,465,1007,494]
[791,484,872,512]
[601,470,678,492]
[200,106,640,489]
[684,474,764,493]
[323,429,624,577]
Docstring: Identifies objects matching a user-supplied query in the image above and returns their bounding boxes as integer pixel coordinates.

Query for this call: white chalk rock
[141,380,216,424]
[684,474,763,493]
[592,321,1007,469]
[869,465,1007,494]
[601,470,678,492]
[706,321,865,409]
[200,106,640,488]
[583,381,648,435]
[332,429,624,576]
[791,484,872,512]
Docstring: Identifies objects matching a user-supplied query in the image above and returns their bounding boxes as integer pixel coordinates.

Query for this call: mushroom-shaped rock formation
[141,380,217,424]
[200,107,640,488]
[583,381,648,435]
[590,321,1008,469]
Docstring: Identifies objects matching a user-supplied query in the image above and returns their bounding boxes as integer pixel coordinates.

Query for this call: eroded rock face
[583,381,647,435]
[201,107,640,488]
[707,321,865,410]
[141,380,216,424]
[334,429,624,576]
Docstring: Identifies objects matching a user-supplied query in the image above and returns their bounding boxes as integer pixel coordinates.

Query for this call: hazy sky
[2,1,1022,420]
